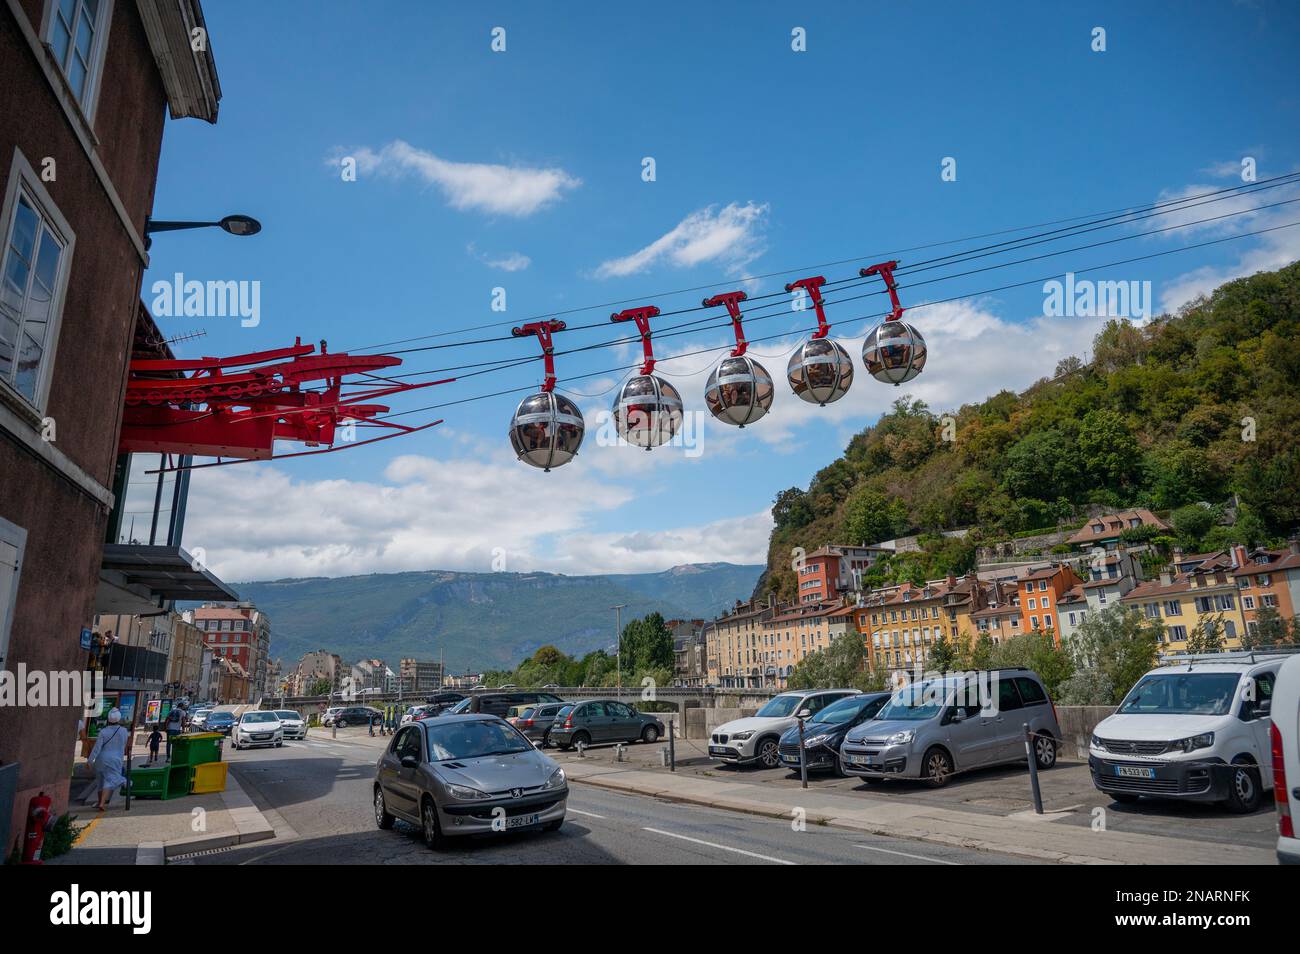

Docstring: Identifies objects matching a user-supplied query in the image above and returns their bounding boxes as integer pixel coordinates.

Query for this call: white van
[1272,654,1300,864]
[1088,653,1286,813]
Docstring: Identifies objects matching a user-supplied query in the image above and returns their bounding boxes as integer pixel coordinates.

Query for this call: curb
[153,768,276,861]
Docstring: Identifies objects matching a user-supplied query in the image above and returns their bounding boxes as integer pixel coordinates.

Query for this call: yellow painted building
[1120,566,1248,651]
[760,602,856,689]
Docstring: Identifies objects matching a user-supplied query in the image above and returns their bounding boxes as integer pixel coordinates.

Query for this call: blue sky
[148,1,1300,581]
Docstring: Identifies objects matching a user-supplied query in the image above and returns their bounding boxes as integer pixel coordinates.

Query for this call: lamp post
[611,604,627,700]
[144,214,261,249]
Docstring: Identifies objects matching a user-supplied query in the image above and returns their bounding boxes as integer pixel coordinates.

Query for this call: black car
[334,706,382,728]
[447,691,564,719]
[422,691,466,714]
[778,693,890,775]
[205,711,237,735]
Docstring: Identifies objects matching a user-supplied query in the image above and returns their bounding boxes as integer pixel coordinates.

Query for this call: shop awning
[97,544,237,615]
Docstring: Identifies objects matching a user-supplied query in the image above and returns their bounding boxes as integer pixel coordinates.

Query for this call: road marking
[73,814,102,847]
[642,827,795,865]
[568,808,606,819]
[853,843,960,865]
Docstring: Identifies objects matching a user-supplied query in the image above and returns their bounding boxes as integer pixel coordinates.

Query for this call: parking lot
[545,734,1281,853]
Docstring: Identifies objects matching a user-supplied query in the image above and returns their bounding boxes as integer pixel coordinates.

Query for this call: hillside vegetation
[762,262,1300,601]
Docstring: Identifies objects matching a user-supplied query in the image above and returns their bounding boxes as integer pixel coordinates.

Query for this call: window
[0,158,73,410]
[1243,595,1256,610]
[1164,600,1181,616]
[0,517,25,669]
[1264,594,1278,608]
[1169,625,1187,642]
[1029,616,1039,629]
[1043,615,1053,630]
[1027,598,1037,610]
[1038,580,1048,591]
[44,0,112,113]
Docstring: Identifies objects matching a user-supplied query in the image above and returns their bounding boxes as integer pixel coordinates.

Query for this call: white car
[233,711,283,750]
[274,709,307,740]
[1088,653,1286,812]
[1272,653,1300,865]
[708,689,860,768]
[322,707,345,726]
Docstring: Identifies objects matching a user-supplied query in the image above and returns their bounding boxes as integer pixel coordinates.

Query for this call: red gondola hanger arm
[610,305,661,374]
[703,290,750,356]
[512,319,567,392]
[785,276,832,338]
[860,260,905,321]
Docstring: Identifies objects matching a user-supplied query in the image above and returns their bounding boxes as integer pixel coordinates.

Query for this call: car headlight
[731,730,754,741]
[803,734,833,748]
[1174,732,1214,753]
[1091,735,1103,749]
[542,767,566,790]
[885,730,915,746]
[445,784,489,800]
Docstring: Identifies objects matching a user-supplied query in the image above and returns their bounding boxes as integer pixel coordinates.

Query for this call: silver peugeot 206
[373,713,567,849]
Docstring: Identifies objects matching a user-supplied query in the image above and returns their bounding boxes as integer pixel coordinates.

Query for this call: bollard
[1024,723,1043,814]
[668,719,676,772]
[615,743,625,762]
[797,715,808,790]
[576,740,586,758]
[331,723,337,740]
[659,748,668,767]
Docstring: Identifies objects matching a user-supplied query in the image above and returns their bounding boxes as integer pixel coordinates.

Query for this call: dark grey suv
[549,699,665,749]
[374,714,567,849]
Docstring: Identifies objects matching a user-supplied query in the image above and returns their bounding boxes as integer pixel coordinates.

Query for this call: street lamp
[611,604,626,700]
[144,214,262,248]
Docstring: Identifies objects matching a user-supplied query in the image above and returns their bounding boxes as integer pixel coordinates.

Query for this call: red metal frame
[512,319,567,392]
[120,337,450,462]
[703,290,750,356]
[859,260,905,321]
[785,276,832,338]
[610,305,661,375]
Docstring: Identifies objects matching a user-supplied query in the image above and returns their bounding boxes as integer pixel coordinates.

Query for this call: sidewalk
[559,759,1274,865]
[56,754,275,864]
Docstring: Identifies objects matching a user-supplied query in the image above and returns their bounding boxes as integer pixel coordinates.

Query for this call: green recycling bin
[170,732,223,766]
[127,764,192,799]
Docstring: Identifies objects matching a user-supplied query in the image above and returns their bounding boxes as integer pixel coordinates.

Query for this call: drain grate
[168,844,235,863]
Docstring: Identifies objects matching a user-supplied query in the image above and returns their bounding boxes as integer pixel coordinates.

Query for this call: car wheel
[1033,733,1056,770]
[421,798,448,850]
[374,788,395,830]
[541,732,551,748]
[572,731,591,749]
[544,818,563,832]
[275,740,283,748]
[922,746,953,787]
[756,738,780,769]
[1224,761,1262,814]
[641,725,659,744]
[337,719,347,728]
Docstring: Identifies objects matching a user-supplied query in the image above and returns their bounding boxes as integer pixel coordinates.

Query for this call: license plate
[781,754,799,764]
[1115,765,1155,779]
[847,754,873,766]
[709,746,728,755]
[506,813,539,829]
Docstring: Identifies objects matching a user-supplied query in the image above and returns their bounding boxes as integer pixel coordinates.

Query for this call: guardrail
[265,685,781,713]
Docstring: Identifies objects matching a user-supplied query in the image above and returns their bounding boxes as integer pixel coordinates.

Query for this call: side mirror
[949,708,967,723]
[796,708,812,719]
[400,755,418,769]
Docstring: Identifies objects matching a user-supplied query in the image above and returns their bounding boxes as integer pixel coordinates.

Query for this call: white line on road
[853,843,960,865]
[642,827,796,865]
[568,808,607,819]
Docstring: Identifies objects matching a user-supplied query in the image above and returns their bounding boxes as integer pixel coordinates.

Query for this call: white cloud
[346,140,580,216]
[593,202,769,279]
[467,242,531,271]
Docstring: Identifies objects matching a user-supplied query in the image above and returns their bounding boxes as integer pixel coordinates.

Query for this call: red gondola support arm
[511,319,567,392]
[785,276,832,338]
[703,290,750,356]
[859,260,905,321]
[610,305,661,374]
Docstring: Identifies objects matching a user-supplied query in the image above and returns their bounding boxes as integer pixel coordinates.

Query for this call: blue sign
[80,628,92,650]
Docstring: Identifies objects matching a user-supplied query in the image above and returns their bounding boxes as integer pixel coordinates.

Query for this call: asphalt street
[183,735,1037,865]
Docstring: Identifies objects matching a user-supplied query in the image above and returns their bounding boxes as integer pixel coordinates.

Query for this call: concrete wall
[684,706,760,740]
[1056,705,1117,760]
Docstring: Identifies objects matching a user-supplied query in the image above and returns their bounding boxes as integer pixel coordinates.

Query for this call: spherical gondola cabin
[508,390,585,471]
[786,337,854,406]
[705,355,774,427]
[612,374,683,449]
[862,319,926,386]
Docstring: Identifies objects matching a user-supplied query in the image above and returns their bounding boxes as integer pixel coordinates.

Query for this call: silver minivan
[840,669,1061,786]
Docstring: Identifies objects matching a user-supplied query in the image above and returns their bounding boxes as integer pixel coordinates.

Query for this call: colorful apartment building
[1231,543,1300,639]
[969,581,1023,645]
[1120,561,1248,651]
[759,601,855,687]
[1065,508,1170,552]
[1016,563,1084,638]
[796,543,889,603]
[859,581,957,676]
[705,596,776,688]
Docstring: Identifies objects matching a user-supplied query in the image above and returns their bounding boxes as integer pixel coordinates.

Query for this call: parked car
[506,705,533,723]
[332,706,382,728]
[1273,653,1300,865]
[274,709,307,740]
[322,707,346,726]
[373,714,567,849]
[710,689,860,768]
[422,692,466,714]
[233,711,283,750]
[402,705,435,725]
[549,699,665,750]
[1089,653,1286,812]
[840,670,1061,786]
[446,691,565,719]
[778,692,891,774]
[205,711,236,736]
[514,702,568,746]
[189,708,212,728]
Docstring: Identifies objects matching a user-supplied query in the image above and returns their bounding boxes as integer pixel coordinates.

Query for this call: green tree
[1066,605,1162,704]
[1170,503,1218,547]
[987,631,1075,698]
[786,633,870,690]
[1185,614,1226,654]
[308,678,332,696]
[1077,408,1142,491]
[927,634,959,673]
[619,613,674,677]
[1243,607,1288,649]
[842,485,908,546]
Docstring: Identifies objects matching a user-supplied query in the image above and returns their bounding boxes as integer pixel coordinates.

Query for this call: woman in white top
[87,708,130,811]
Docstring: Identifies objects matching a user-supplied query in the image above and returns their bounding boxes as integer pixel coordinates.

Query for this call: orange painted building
[1017,563,1084,640]
[1231,543,1300,638]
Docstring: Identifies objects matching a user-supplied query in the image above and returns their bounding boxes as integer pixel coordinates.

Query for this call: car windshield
[755,695,805,718]
[209,713,231,722]
[447,698,472,714]
[425,721,532,761]
[875,681,958,721]
[811,696,871,725]
[243,712,277,723]
[275,711,299,720]
[1117,672,1241,716]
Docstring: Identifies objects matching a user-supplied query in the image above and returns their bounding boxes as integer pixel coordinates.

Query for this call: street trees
[1065,605,1162,704]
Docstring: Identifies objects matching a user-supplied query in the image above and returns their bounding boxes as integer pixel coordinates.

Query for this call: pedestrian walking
[146,726,162,765]
[368,709,376,737]
[164,702,186,760]
[87,708,130,811]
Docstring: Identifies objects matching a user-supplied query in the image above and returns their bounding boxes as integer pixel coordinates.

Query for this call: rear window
[1014,677,1048,705]
[554,705,574,719]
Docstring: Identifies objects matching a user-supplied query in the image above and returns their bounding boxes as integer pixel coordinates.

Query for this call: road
[184,735,1036,865]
